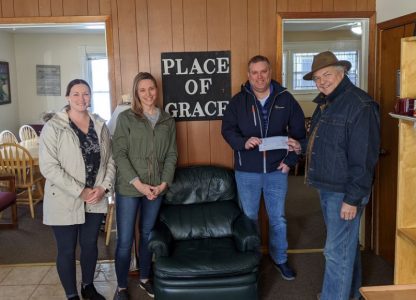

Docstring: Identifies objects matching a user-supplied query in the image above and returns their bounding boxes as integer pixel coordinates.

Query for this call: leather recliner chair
[149,165,261,300]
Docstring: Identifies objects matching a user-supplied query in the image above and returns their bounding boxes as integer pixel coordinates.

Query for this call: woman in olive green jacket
[112,72,177,300]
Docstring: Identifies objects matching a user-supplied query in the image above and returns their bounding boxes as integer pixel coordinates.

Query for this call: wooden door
[376,18,415,264]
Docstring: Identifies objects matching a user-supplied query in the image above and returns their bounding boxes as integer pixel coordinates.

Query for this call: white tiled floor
[0,262,118,300]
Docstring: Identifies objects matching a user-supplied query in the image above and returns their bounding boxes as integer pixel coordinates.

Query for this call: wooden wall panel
[1,0,14,17]
[207,0,233,168]
[276,0,288,12]
[51,0,63,16]
[288,0,310,12]
[62,0,87,16]
[260,0,276,73]
[109,0,122,104]
[13,0,38,16]
[183,0,210,165]
[88,0,100,16]
[311,0,323,12]
[171,0,188,166]
[357,0,368,11]
[322,0,333,11]
[333,0,356,12]
[230,0,248,95]
[183,0,207,51]
[0,1,2,16]
[367,0,375,11]
[117,0,138,94]
[39,0,51,16]
[147,0,172,91]
[100,0,111,15]
[136,0,150,73]
[247,0,260,59]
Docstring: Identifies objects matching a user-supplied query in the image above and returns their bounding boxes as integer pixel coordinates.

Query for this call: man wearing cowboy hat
[288,51,380,300]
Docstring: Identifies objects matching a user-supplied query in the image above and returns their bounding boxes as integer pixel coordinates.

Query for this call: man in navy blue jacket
[221,55,306,280]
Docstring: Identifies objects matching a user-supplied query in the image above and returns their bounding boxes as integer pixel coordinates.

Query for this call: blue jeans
[114,193,162,288]
[235,170,288,264]
[51,213,104,298]
[319,189,369,300]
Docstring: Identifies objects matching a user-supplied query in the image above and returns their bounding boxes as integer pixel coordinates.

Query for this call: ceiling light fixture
[351,24,362,35]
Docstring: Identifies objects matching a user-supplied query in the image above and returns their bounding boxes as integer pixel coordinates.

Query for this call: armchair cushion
[0,192,16,211]
[154,238,259,279]
[148,222,173,257]
[233,214,261,252]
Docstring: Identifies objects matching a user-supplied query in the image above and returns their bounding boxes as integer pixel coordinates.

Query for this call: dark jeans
[115,193,162,288]
[51,213,104,298]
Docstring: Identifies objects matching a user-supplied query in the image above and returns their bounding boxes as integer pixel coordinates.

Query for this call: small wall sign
[36,65,61,96]
[161,51,231,121]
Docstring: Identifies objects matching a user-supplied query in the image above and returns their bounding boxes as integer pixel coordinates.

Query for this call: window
[88,55,111,121]
[290,51,359,91]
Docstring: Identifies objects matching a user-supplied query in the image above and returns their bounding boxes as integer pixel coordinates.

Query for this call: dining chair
[0,130,19,144]
[19,125,38,142]
[0,143,44,219]
[0,175,18,229]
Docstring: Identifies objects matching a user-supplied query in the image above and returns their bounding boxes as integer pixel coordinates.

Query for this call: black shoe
[273,261,296,280]
[113,288,129,300]
[81,283,105,300]
[139,280,154,298]
[68,297,80,300]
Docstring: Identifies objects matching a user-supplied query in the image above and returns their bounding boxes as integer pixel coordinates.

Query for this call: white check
[258,136,288,151]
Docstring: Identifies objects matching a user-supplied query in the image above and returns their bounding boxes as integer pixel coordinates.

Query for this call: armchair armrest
[148,221,173,258]
[232,214,261,252]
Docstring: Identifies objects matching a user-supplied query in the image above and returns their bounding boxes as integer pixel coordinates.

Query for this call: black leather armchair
[149,165,261,300]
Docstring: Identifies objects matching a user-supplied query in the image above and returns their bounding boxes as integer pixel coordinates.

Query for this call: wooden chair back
[0,130,18,144]
[19,125,38,141]
[0,143,43,218]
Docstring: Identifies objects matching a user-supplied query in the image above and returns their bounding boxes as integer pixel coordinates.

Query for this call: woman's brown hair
[131,72,158,117]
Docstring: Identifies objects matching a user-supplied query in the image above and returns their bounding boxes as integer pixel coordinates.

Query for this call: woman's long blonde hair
[131,72,158,117]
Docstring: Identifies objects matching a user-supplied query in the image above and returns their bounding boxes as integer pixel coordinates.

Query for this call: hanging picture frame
[0,61,11,105]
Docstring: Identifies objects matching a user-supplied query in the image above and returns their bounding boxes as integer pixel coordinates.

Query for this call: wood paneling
[322,0,334,11]
[207,0,233,167]
[311,0,323,12]
[288,0,310,13]
[136,0,150,73]
[100,0,111,15]
[260,0,276,73]
[148,0,172,93]
[62,0,87,16]
[247,0,259,59]
[13,0,38,16]
[51,0,63,16]
[39,0,51,17]
[276,0,288,13]
[117,0,138,94]
[109,0,121,104]
[1,0,14,17]
[333,0,356,12]
[87,0,100,16]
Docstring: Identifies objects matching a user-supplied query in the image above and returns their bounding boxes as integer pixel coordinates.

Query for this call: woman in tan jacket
[39,79,115,300]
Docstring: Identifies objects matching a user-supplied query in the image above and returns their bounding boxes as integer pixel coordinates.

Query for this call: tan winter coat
[39,109,115,225]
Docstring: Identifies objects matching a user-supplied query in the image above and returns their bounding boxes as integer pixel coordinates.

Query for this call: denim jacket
[306,76,380,206]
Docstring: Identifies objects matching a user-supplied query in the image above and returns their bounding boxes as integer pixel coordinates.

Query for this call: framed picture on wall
[0,61,11,105]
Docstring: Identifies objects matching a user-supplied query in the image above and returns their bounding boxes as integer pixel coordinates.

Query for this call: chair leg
[28,187,35,219]
[105,204,114,246]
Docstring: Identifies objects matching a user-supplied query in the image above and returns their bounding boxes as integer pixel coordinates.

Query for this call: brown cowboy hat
[303,51,351,80]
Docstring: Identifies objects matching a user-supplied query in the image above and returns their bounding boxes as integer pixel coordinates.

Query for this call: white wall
[13,32,105,124]
[0,31,20,135]
[377,0,416,23]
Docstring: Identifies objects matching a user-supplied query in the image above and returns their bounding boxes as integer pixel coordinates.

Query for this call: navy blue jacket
[306,76,380,206]
[221,80,306,173]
